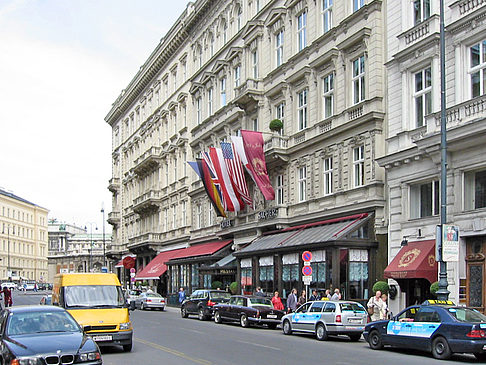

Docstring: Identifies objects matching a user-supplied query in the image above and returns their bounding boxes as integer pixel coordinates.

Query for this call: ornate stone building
[106,0,387,301]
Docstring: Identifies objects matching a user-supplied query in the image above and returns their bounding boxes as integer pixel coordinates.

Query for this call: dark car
[364,299,486,360]
[0,305,102,364]
[181,289,231,320]
[213,295,285,329]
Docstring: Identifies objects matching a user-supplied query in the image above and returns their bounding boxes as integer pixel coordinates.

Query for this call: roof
[8,305,65,313]
[136,240,233,280]
[210,253,236,268]
[0,188,45,209]
[237,213,370,255]
[55,273,120,286]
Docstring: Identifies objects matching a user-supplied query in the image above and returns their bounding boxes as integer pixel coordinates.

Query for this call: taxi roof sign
[422,299,455,306]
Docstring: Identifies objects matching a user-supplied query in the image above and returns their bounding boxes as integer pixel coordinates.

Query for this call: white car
[1,282,17,290]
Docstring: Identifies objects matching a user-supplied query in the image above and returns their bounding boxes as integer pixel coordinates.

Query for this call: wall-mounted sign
[442,224,459,262]
[220,220,233,229]
[258,208,278,220]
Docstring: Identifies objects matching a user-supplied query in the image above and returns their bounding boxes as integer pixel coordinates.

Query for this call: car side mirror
[83,325,92,332]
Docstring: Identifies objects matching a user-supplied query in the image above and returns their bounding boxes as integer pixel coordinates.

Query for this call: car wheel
[123,343,132,352]
[267,323,277,330]
[474,353,486,361]
[282,320,292,335]
[198,307,206,321]
[214,311,222,324]
[316,323,328,341]
[181,306,188,318]
[240,314,250,328]
[349,334,361,342]
[368,330,384,350]
[432,336,451,360]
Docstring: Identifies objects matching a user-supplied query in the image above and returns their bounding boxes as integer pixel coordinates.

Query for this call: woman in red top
[3,287,12,307]
[271,291,284,310]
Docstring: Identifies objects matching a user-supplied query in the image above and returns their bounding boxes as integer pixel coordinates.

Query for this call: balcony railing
[133,146,162,175]
[107,211,121,226]
[397,15,439,53]
[133,189,161,213]
[108,178,120,193]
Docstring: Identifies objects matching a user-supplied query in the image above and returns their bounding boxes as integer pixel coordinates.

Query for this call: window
[413,0,431,25]
[298,89,308,130]
[323,157,333,195]
[352,55,365,104]
[259,256,274,294]
[276,175,284,205]
[298,166,307,202]
[174,157,178,181]
[196,97,202,124]
[276,102,285,136]
[348,249,368,299]
[172,205,177,230]
[470,40,486,98]
[199,46,203,68]
[297,11,307,51]
[197,204,202,229]
[310,250,327,290]
[282,253,299,298]
[322,0,333,33]
[182,201,187,226]
[323,73,334,118]
[220,78,227,107]
[208,88,213,116]
[208,205,214,226]
[223,22,228,44]
[353,0,364,12]
[353,146,364,187]
[414,67,432,127]
[276,30,284,67]
[465,170,486,210]
[163,208,168,232]
[410,180,439,218]
[241,259,252,291]
[234,65,241,88]
[251,50,258,78]
[237,7,243,31]
[210,36,215,57]
[252,118,258,131]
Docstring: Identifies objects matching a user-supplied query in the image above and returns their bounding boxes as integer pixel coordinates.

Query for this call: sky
[0,0,190,232]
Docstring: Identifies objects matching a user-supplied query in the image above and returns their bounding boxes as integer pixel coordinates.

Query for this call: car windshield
[64,285,125,308]
[340,302,366,312]
[7,311,80,335]
[449,307,486,323]
[210,292,231,301]
[147,293,162,298]
[249,298,272,307]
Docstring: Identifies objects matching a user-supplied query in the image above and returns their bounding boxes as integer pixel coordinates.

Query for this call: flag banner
[240,130,275,200]
[196,159,226,217]
[187,161,201,178]
[221,141,253,207]
[209,147,243,211]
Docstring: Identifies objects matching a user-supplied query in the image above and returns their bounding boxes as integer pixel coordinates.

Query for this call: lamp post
[84,222,97,273]
[101,203,106,268]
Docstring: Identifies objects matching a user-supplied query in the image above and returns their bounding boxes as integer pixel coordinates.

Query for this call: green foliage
[229,282,238,294]
[142,281,148,287]
[430,281,439,297]
[211,280,223,290]
[372,281,389,295]
[269,119,283,132]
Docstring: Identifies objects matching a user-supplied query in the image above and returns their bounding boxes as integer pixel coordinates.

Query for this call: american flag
[221,142,253,207]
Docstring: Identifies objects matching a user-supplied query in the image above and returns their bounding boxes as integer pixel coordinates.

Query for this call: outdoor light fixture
[401,237,408,247]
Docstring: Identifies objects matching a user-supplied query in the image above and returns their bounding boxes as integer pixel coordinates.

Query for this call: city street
[13,292,480,365]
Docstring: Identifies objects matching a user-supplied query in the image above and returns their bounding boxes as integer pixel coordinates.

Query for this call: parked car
[40,294,52,305]
[213,295,285,329]
[125,289,142,306]
[181,289,231,320]
[0,305,102,364]
[282,300,368,341]
[1,282,17,291]
[135,292,166,310]
[364,299,486,360]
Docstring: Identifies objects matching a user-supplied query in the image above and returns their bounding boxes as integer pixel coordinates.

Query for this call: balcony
[133,189,161,214]
[264,134,289,167]
[234,79,264,112]
[133,146,162,176]
[128,232,164,248]
[107,211,120,227]
[396,15,439,58]
[108,178,120,193]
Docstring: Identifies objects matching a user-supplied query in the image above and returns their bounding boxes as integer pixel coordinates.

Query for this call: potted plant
[229,281,238,294]
[372,281,389,294]
[430,281,439,298]
[269,118,283,132]
[211,281,223,290]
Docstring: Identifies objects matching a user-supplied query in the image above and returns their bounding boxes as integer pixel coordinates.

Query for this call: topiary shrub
[269,119,283,132]
[211,280,223,290]
[430,281,439,297]
[372,281,389,295]
[229,281,238,294]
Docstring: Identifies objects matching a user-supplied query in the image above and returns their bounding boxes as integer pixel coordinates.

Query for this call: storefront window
[259,256,274,294]
[282,253,299,298]
[241,258,253,294]
[170,266,179,293]
[310,250,326,291]
[191,264,199,289]
[203,274,211,289]
[348,249,369,299]
[181,265,189,288]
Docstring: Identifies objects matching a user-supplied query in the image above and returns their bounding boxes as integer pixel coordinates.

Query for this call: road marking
[135,337,212,365]
[236,340,280,351]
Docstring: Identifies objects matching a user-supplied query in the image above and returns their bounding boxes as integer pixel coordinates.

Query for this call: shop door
[466,237,486,312]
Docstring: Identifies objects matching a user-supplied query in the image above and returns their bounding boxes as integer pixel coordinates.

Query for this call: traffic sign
[303,276,312,285]
[130,272,136,278]
[130,277,136,282]
[130,268,136,273]
[302,251,312,262]
[302,266,312,276]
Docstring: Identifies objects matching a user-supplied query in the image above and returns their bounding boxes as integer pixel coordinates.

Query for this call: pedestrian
[271,291,285,310]
[298,290,306,306]
[178,287,186,305]
[146,287,154,294]
[367,290,386,321]
[310,289,319,301]
[331,288,341,301]
[254,287,265,297]
[3,287,12,308]
[323,289,332,300]
[381,292,389,319]
[286,288,298,312]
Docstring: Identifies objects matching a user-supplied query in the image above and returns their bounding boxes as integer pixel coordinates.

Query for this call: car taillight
[207,300,215,306]
[336,315,342,323]
[147,299,152,302]
[467,329,486,338]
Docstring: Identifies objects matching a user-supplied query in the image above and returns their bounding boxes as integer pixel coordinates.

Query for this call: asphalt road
[13,292,482,365]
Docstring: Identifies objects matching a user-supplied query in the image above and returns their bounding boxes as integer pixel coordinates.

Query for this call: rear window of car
[147,293,162,298]
[448,307,486,323]
[340,303,366,312]
[210,292,231,300]
[249,298,272,307]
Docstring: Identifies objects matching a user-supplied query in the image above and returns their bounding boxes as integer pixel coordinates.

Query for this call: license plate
[267,314,277,319]
[483,345,486,350]
[349,319,362,323]
[92,335,112,341]
[346,326,364,330]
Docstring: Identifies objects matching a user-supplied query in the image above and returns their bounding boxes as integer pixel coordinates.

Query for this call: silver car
[281,300,368,341]
[135,292,166,311]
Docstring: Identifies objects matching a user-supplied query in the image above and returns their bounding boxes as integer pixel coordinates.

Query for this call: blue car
[363,300,486,360]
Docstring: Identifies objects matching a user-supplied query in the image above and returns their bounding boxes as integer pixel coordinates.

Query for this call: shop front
[198,254,237,292]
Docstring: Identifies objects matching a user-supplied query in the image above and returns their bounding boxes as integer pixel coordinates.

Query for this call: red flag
[209,147,243,211]
[240,130,275,200]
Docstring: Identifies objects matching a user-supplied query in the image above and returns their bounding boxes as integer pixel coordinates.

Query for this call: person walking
[323,289,332,300]
[254,287,265,297]
[298,290,306,306]
[271,291,285,310]
[178,287,186,305]
[3,287,12,308]
[310,289,319,301]
[286,288,298,312]
[367,290,386,321]
[331,288,341,301]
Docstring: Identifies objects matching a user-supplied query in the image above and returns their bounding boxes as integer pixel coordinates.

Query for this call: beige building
[0,188,48,282]
[106,0,388,300]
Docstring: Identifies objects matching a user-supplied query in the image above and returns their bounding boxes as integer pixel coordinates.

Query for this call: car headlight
[11,357,43,365]
[119,322,132,330]
[78,351,101,362]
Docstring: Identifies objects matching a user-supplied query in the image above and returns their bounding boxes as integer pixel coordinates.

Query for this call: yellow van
[53,273,133,352]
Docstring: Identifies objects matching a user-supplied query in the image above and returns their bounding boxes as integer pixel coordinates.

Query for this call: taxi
[363,300,486,360]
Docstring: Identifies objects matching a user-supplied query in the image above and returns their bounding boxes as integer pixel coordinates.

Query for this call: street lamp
[101,203,106,268]
[2,225,12,280]
[84,222,98,272]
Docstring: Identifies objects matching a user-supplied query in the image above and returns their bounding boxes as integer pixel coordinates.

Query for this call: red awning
[136,240,232,280]
[384,240,438,283]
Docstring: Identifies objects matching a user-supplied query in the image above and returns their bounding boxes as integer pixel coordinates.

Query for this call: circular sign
[130,267,136,273]
[302,265,312,276]
[302,251,312,262]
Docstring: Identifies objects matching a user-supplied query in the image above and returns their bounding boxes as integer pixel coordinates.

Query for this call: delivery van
[53,273,133,352]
